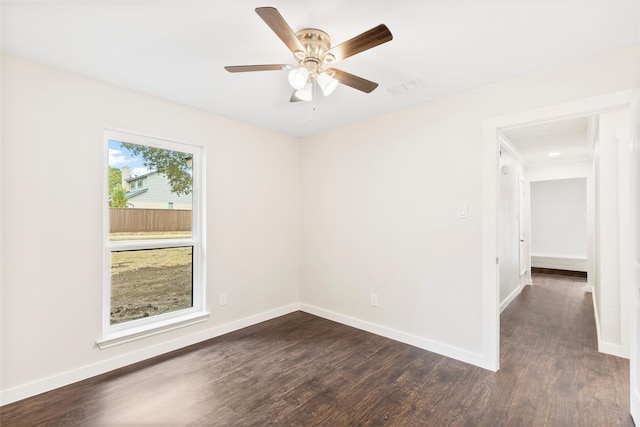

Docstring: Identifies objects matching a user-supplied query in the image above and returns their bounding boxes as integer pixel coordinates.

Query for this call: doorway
[528,177,588,277]
[482,88,638,422]
[481,89,637,371]
[497,140,531,312]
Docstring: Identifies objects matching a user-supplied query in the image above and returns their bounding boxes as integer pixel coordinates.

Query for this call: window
[168,202,174,209]
[99,130,207,348]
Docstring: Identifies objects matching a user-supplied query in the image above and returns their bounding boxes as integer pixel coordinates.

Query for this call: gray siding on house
[127,172,192,208]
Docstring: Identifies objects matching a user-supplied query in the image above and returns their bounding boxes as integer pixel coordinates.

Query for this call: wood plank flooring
[1,274,633,426]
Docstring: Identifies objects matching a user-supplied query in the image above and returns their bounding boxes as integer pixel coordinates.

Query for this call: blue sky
[108,140,153,177]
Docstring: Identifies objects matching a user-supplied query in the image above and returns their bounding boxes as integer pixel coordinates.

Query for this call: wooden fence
[110,208,192,233]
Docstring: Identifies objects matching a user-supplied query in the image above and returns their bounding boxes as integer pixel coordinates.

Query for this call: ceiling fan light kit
[288,67,309,90]
[225,7,393,104]
[317,71,338,96]
[294,83,314,102]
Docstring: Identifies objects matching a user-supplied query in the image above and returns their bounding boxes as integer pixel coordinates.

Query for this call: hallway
[498,272,631,425]
[0,274,632,426]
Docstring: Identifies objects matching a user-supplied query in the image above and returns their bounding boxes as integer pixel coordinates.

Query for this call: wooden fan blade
[327,68,379,93]
[326,24,393,62]
[255,7,305,54]
[224,64,290,73]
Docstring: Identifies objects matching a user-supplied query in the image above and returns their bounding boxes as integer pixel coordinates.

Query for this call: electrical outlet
[370,294,379,307]
[219,294,227,306]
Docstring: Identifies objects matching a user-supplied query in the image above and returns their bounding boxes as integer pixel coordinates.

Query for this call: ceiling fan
[225,7,393,102]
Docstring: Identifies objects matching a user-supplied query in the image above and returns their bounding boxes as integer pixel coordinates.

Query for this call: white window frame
[98,129,208,349]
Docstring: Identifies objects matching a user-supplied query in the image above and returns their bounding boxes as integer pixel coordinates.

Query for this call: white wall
[2,44,638,403]
[300,46,639,368]
[530,178,587,270]
[499,144,526,309]
[593,109,632,357]
[527,160,592,275]
[527,160,591,182]
[1,55,300,403]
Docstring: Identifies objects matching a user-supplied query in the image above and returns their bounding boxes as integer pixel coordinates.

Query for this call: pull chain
[308,78,318,122]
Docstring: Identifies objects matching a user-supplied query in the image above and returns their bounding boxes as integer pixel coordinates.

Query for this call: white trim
[107,239,194,252]
[96,311,210,349]
[482,89,638,374]
[617,126,633,360]
[500,282,526,313]
[300,304,492,371]
[592,288,603,351]
[103,129,205,344]
[0,303,300,406]
[518,175,528,276]
[598,340,630,359]
[105,128,204,151]
[633,388,640,425]
[531,255,588,272]
[487,90,637,133]
[629,90,640,425]
[586,115,598,158]
[0,49,4,413]
[499,134,528,166]
[591,281,629,359]
[482,123,501,372]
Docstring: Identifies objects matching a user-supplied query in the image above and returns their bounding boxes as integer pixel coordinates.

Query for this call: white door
[630,94,640,424]
[518,176,527,276]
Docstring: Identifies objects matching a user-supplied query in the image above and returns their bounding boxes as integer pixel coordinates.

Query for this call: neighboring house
[121,166,192,210]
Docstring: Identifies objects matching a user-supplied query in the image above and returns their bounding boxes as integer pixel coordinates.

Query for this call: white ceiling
[501,116,591,166]
[2,0,639,137]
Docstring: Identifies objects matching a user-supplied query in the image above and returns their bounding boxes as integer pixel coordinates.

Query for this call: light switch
[459,204,468,219]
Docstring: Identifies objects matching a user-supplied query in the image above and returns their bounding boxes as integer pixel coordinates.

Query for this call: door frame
[481,89,637,372]
[517,174,527,277]
[629,92,640,424]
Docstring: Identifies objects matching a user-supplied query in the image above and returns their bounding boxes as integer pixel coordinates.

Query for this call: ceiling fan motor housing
[295,29,335,76]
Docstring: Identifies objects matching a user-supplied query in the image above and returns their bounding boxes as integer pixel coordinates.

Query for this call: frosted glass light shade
[294,83,313,101]
[288,67,309,90]
[317,72,338,96]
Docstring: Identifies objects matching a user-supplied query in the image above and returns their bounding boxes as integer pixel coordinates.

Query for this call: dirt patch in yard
[110,247,192,325]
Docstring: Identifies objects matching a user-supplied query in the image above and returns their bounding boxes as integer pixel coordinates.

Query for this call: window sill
[96,311,210,349]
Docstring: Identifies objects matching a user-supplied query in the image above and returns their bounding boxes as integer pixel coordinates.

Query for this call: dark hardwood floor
[1,274,633,426]
[530,267,588,279]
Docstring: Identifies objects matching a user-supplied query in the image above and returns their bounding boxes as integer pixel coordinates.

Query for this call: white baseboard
[531,255,587,272]
[590,292,629,359]
[299,304,492,371]
[500,282,525,313]
[598,341,629,359]
[0,303,300,406]
[2,301,502,406]
[592,291,603,349]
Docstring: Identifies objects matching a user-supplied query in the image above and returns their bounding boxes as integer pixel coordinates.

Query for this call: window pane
[108,140,193,241]
[110,247,193,325]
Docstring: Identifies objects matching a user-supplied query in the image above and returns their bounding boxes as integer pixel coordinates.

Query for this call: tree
[121,143,192,196]
[110,185,128,208]
[109,166,122,190]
